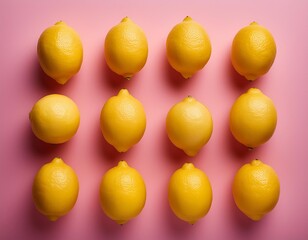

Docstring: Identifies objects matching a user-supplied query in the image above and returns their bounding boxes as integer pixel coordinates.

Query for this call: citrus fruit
[232,159,280,221]
[231,22,276,81]
[32,157,79,221]
[168,163,212,224]
[229,88,277,148]
[104,17,148,79]
[166,96,213,156]
[99,161,146,224]
[29,94,80,144]
[166,16,211,79]
[100,89,146,152]
[37,21,83,84]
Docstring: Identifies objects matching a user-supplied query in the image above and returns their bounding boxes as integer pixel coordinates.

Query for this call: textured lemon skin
[104,17,148,79]
[29,94,80,144]
[99,161,146,224]
[166,96,213,156]
[168,163,212,224]
[232,159,280,221]
[100,89,146,152]
[231,22,276,81]
[230,88,277,148]
[32,157,79,221]
[166,16,212,79]
[37,21,83,84]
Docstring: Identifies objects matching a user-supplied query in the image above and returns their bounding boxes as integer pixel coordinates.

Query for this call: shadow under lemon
[226,177,265,232]
[33,58,76,94]
[163,50,199,90]
[94,121,141,166]
[224,48,272,92]
[26,124,71,159]
[101,55,138,91]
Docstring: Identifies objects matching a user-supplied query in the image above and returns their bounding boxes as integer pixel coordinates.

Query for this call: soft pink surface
[1,0,308,239]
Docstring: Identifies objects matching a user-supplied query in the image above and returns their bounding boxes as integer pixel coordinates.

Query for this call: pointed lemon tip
[244,74,258,81]
[118,160,128,168]
[117,88,130,96]
[250,159,262,166]
[184,95,195,102]
[181,73,192,79]
[184,149,198,157]
[55,77,70,85]
[48,216,59,221]
[55,21,65,25]
[247,214,263,221]
[121,16,130,23]
[188,220,197,225]
[113,143,130,153]
[246,88,261,94]
[116,219,128,225]
[182,162,195,170]
[52,157,64,164]
[250,21,258,26]
[183,16,193,21]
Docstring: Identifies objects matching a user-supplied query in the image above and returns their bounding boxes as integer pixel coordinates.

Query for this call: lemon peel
[168,163,212,224]
[100,160,146,224]
[29,94,80,144]
[104,17,148,79]
[230,88,277,148]
[100,89,146,152]
[32,157,79,221]
[166,16,211,78]
[37,21,83,84]
[232,159,280,221]
[166,96,213,156]
[231,22,276,81]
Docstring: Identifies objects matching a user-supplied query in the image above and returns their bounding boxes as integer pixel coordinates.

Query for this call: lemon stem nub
[184,16,192,21]
[121,16,129,22]
[55,21,63,25]
[116,220,127,225]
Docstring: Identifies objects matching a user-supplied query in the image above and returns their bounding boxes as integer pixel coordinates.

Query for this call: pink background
[1,0,308,239]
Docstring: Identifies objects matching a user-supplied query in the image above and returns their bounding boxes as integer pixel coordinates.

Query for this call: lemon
[232,159,280,221]
[99,161,146,224]
[166,16,212,79]
[166,96,213,157]
[231,22,276,81]
[104,17,148,79]
[37,21,83,84]
[100,89,146,152]
[32,157,79,221]
[168,163,212,224]
[29,94,80,144]
[230,88,277,148]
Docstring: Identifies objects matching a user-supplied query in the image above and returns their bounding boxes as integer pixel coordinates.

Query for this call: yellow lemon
[166,96,213,157]
[37,21,83,84]
[104,17,148,79]
[168,163,212,224]
[231,22,276,81]
[100,89,146,152]
[99,161,146,224]
[230,88,277,148]
[232,159,280,221]
[29,94,80,144]
[32,157,79,221]
[166,16,212,79]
